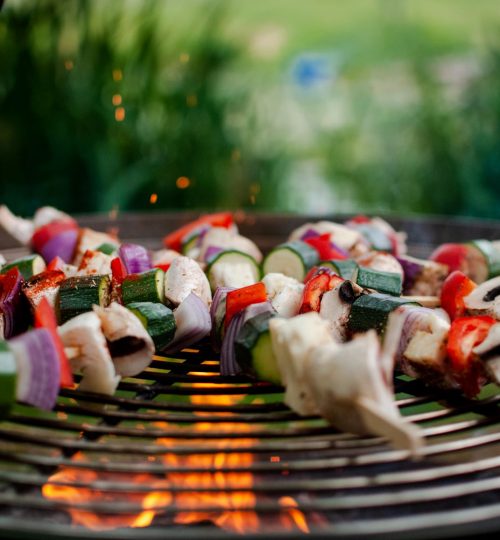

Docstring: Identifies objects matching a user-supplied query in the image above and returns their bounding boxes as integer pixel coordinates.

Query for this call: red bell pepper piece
[299,268,343,314]
[446,315,496,397]
[225,282,267,328]
[163,212,233,252]
[34,297,74,388]
[154,263,171,272]
[440,271,477,320]
[430,243,469,275]
[348,215,371,224]
[31,218,78,253]
[304,233,348,261]
[111,257,128,284]
[47,256,66,272]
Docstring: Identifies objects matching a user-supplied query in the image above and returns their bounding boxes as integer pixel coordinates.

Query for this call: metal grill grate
[1,213,500,540]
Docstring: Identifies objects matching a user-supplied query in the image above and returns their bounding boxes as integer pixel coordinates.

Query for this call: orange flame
[43,382,310,533]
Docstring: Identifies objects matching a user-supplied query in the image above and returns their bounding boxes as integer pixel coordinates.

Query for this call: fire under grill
[2,212,500,540]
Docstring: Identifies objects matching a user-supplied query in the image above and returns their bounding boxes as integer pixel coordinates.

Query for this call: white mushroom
[269,312,336,415]
[262,273,304,318]
[0,205,34,245]
[209,261,257,290]
[473,323,500,384]
[164,256,212,307]
[93,303,155,377]
[58,312,120,395]
[198,227,262,263]
[464,276,500,319]
[305,331,423,455]
[319,281,363,341]
[356,251,404,278]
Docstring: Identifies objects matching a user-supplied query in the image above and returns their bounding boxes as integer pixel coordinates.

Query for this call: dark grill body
[1,212,500,540]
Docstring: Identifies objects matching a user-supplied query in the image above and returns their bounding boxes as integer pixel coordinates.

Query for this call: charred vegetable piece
[348,293,418,334]
[225,282,267,328]
[23,269,65,310]
[122,268,164,305]
[58,274,111,324]
[440,271,477,321]
[127,301,176,352]
[235,311,279,384]
[0,341,17,417]
[1,254,46,280]
[263,241,319,281]
[446,315,496,397]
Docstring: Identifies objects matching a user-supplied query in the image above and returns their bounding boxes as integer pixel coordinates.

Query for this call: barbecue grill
[2,212,500,540]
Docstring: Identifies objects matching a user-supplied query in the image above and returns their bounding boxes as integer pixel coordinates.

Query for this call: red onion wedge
[0,268,26,339]
[40,229,79,264]
[163,293,211,354]
[204,245,224,263]
[210,286,235,352]
[119,243,152,275]
[220,301,274,376]
[396,256,423,294]
[9,328,60,410]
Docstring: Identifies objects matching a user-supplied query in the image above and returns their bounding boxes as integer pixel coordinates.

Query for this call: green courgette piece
[1,254,46,280]
[58,274,111,324]
[122,268,165,305]
[348,293,418,334]
[469,240,500,279]
[262,241,319,281]
[96,242,119,256]
[235,312,281,385]
[321,259,358,280]
[206,250,261,289]
[0,341,17,417]
[127,301,176,351]
[356,267,402,296]
[354,224,392,252]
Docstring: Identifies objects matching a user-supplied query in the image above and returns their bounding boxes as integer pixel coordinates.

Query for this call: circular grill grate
[1,213,500,540]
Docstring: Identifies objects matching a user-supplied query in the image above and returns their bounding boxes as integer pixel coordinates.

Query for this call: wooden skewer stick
[401,295,440,308]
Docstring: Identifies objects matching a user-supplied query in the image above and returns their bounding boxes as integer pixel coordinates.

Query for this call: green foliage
[323,46,500,218]
[0,0,287,215]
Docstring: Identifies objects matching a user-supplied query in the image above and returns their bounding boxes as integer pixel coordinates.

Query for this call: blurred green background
[1,0,500,218]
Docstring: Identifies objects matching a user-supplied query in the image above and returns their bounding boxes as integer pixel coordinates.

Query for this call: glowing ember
[112,94,122,106]
[176,176,190,189]
[149,193,158,204]
[115,107,125,122]
[112,69,123,81]
[64,60,74,71]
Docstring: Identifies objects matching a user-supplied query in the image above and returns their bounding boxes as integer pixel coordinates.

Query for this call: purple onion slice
[220,310,245,376]
[119,243,152,274]
[396,256,423,294]
[210,286,235,352]
[163,293,211,354]
[40,229,79,264]
[9,328,60,410]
